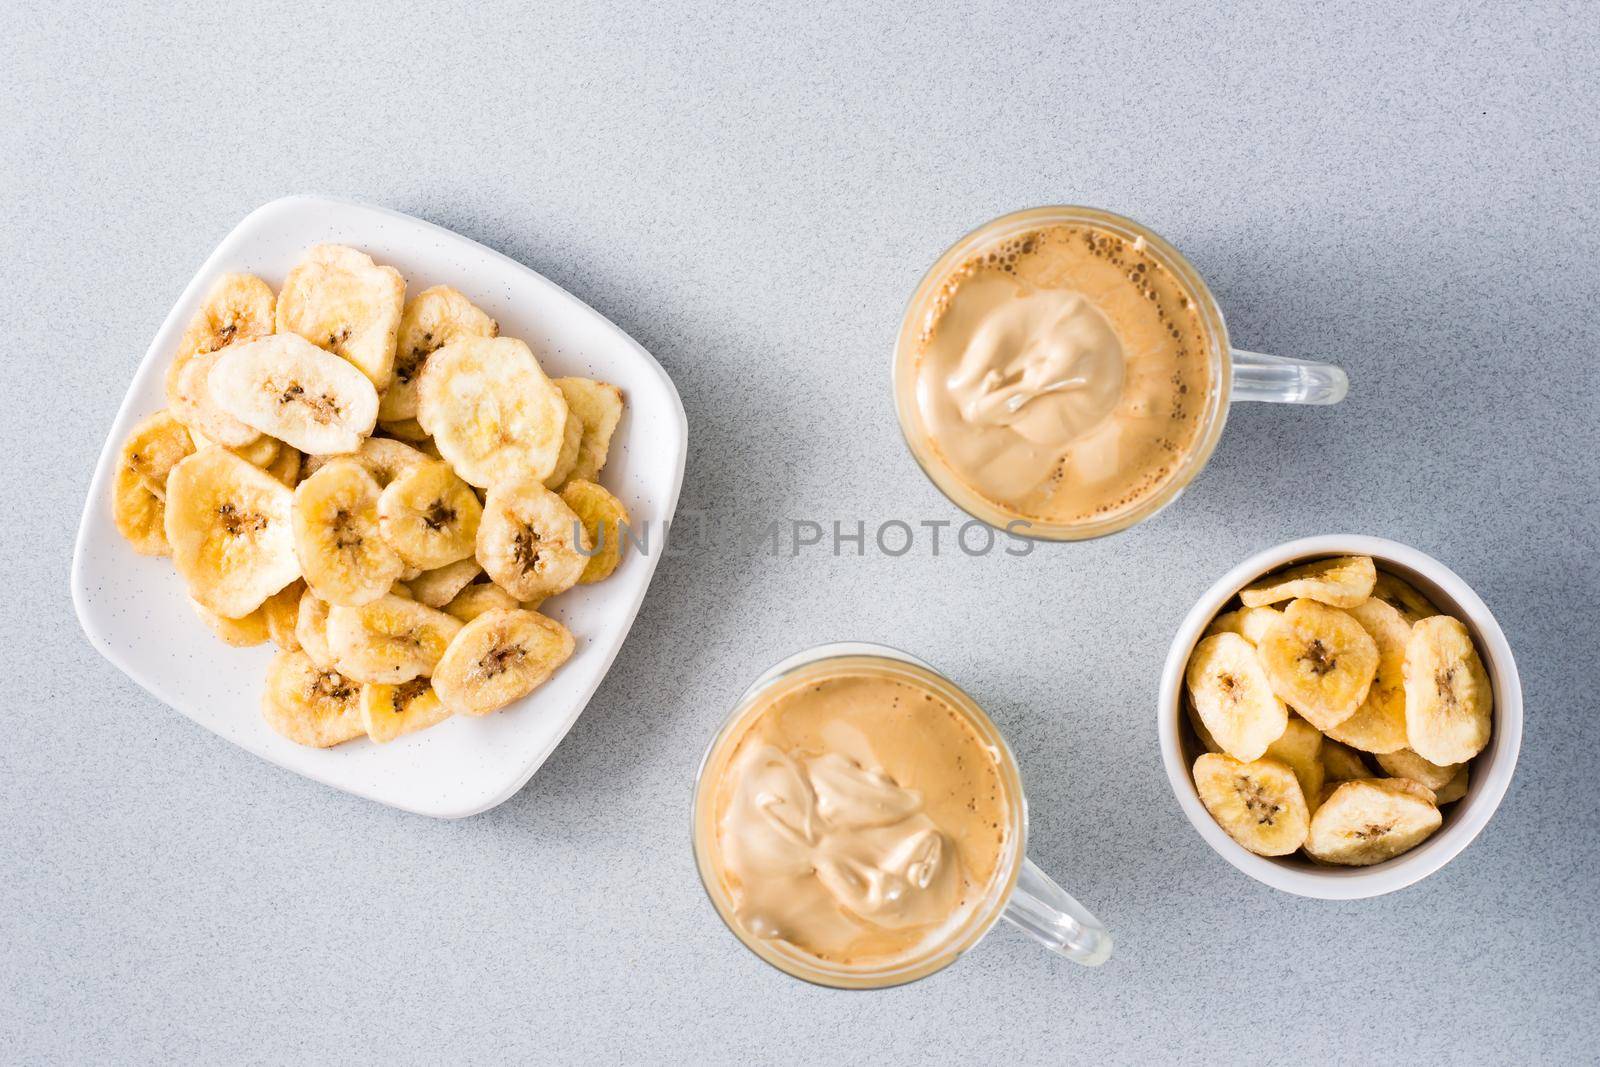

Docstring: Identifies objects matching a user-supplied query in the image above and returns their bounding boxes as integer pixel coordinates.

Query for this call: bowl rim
[1157,534,1523,899]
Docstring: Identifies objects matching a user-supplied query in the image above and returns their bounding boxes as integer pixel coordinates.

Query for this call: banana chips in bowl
[72,196,687,817]
[1158,536,1522,899]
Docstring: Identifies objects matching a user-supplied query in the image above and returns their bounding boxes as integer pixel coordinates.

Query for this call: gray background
[4,1,1597,1063]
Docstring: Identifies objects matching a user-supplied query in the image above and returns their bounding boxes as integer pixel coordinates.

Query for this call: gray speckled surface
[4,1,1598,1062]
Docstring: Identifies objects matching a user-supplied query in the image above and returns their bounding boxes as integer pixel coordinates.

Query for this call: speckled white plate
[71,195,687,818]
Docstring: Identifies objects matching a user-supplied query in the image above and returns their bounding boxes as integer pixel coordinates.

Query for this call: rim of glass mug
[891,205,1348,542]
[690,642,1111,989]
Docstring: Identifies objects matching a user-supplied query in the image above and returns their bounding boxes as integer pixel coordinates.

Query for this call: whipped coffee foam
[914,223,1212,524]
[708,673,1009,968]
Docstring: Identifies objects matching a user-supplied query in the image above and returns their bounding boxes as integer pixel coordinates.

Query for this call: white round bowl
[1158,534,1523,899]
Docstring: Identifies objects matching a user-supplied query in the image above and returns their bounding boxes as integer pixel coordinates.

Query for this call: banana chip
[210,334,380,455]
[1257,599,1378,731]
[1304,778,1441,866]
[1433,764,1469,805]
[554,377,624,483]
[1264,715,1326,814]
[381,286,498,421]
[477,476,590,600]
[165,448,300,618]
[325,594,462,684]
[417,337,568,487]
[543,411,584,489]
[1320,739,1375,782]
[409,558,483,608]
[1185,633,1286,762]
[121,410,195,499]
[261,580,305,652]
[175,273,276,362]
[1403,616,1492,765]
[112,463,170,556]
[167,346,263,448]
[560,479,630,584]
[276,244,405,391]
[292,460,405,607]
[1193,753,1310,857]
[261,650,365,748]
[190,597,269,647]
[305,435,427,488]
[1324,598,1411,754]
[295,587,337,670]
[361,678,452,743]
[443,582,520,622]
[432,608,574,716]
[377,460,482,569]
[1372,572,1441,623]
[1375,748,1461,792]
[264,445,302,489]
[1240,555,1376,610]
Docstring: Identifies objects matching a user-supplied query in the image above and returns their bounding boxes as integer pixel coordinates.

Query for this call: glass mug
[892,205,1349,541]
[691,642,1112,989]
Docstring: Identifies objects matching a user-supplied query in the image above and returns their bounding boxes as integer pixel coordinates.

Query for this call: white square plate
[71,195,687,818]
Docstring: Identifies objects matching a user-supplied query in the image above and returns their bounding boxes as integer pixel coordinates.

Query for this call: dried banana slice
[261,650,365,748]
[1372,572,1440,622]
[112,463,170,556]
[361,678,452,743]
[187,429,279,468]
[121,410,195,499]
[432,608,575,716]
[1239,606,1282,645]
[305,435,426,487]
[417,337,568,487]
[325,594,462,684]
[1375,748,1461,792]
[1264,715,1326,813]
[1257,599,1378,731]
[264,445,302,489]
[290,460,404,607]
[1184,633,1287,762]
[1203,611,1244,639]
[275,243,405,390]
[1304,778,1441,866]
[377,460,482,569]
[543,411,583,489]
[295,587,337,669]
[377,417,430,442]
[380,286,498,421]
[1321,739,1375,782]
[1403,616,1493,765]
[167,346,263,448]
[190,597,269,647]
[1192,753,1310,857]
[165,448,300,618]
[1324,598,1411,754]
[261,580,305,652]
[1240,555,1376,609]
[209,334,380,455]
[175,272,276,362]
[443,582,520,622]
[477,476,590,600]
[1183,696,1222,754]
[1433,764,1469,805]
[409,558,482,608]
[560,479,630,584]
[554,377,624,483]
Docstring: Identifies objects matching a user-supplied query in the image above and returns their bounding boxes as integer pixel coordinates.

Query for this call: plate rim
[69,193,688,819]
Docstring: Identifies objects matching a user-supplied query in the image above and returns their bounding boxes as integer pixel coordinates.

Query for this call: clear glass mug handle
[1002,856,1113,966]
[1230,349,1349,405]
